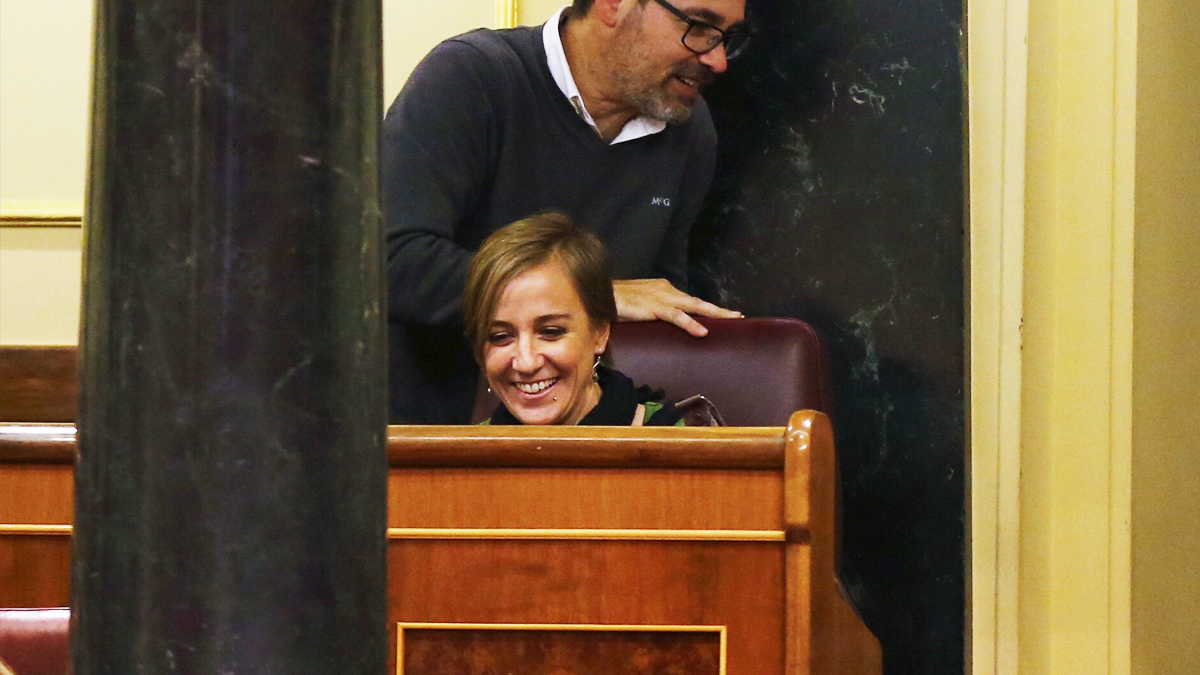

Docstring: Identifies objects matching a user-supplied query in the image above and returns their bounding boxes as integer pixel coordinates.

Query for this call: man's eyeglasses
[650,0,751,60]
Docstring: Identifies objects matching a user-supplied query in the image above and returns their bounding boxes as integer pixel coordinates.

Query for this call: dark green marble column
[72,1,386,674]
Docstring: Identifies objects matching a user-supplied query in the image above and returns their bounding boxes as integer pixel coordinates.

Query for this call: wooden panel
[0,465,73,524]
[389,540,785,675]
[0,415,882,675]
[389,468,781,530]
[1,425,75,608]
[400,625,721,675]
[0,535,71,607]
[0,347,78,423]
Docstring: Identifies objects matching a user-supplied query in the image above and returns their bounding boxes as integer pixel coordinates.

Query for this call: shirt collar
[542,5,667,145]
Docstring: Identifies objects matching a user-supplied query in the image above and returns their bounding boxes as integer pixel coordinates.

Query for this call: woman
[463,212,683,426]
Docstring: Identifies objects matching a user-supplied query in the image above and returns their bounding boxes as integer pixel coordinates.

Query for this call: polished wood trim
[386,528,786,542]
[396,622,403,675]
[399,622,724,632]
[783,410,881,673]
[0,216,82,228]
[2,423,786,469]
[719,625,728,675]
[0,525,790,544]
[0,424,76,463]
[784,413,814,673]
[0,525,72,535]
[387,425,785,469]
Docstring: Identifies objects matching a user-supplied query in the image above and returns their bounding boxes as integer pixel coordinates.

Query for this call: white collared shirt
[542,5,667,145]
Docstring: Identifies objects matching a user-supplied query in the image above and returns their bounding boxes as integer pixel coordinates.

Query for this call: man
[383,0,749,423]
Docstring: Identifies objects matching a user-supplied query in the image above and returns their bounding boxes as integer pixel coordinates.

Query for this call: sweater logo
[650,197,672,207]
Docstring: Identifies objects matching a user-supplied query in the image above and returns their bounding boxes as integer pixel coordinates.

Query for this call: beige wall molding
[1017,0,1137,672]
[968,0,1028,671]
[495,0,518,28]
[0,215,82,228]
[972,0,1139,669]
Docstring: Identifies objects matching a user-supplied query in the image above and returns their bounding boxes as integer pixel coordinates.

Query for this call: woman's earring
[593,354,601,383]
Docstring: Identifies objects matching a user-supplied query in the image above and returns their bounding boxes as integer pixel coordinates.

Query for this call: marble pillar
[694,0,966,672]
[72,1,387,674]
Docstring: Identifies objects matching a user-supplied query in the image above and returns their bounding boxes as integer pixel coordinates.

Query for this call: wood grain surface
[390,540,783,675]
[400,626,722,675]
[388,467,781,530]
[0,535,71,607]
[0,465,73,524]
[0,347,78,423]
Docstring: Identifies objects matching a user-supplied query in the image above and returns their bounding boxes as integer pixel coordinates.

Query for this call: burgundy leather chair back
[607,317,832,426]
[0,608,70,675]
[474,317,832,426]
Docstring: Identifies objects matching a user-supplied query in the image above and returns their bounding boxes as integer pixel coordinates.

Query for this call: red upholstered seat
[474,317,833,426]
[0,608,70,675]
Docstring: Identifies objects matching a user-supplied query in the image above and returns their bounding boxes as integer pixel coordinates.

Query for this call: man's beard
[605,11,712,123]
[622,70,701,123]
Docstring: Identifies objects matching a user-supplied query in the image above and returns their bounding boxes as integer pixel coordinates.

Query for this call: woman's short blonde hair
[463,212,616,365]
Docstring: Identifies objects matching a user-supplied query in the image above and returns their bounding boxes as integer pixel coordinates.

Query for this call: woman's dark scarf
[488,366,681,426]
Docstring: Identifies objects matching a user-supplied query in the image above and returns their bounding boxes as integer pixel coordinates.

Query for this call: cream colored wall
[381,1,566,105]
[0,0,92,217]
[518,0,566,26]
[0,0,92,344]
[382,0,494,106]
[0,228,83,344]
[1131,0,1200,671]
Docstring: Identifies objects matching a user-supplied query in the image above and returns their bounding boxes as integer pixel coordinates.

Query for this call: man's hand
[613,278,743,337]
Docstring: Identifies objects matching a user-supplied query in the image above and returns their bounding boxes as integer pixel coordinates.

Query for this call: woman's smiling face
[483,258,610,425]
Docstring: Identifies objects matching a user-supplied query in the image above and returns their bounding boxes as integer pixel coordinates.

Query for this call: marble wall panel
[693,1,966,672]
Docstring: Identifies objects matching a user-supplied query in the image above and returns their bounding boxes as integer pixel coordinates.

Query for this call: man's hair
[463,212,617,366]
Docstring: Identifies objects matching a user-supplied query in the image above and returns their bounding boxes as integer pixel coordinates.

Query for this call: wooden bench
[1,413,880,674]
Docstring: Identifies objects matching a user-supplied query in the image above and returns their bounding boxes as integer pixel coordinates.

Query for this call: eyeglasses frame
[648,0,751,59]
